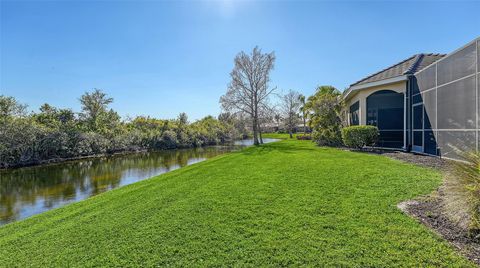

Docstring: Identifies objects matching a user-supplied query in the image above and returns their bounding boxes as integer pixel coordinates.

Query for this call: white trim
[343,75,408,100]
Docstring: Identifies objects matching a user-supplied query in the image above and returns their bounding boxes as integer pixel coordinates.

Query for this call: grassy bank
[0,139,473,266]
[262,132,297,139]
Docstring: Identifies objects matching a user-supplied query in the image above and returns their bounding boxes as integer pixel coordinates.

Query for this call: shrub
[76,132,109,155]
[453,151,480,238]
[341,125,378,149]
[296,135,312,140]
[160,130,178,149]
[313,128,342,146]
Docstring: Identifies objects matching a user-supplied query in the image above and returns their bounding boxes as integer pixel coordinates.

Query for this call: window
[349,101,359,125]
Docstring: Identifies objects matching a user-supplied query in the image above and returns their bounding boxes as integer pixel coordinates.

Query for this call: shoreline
[0,143,235,171]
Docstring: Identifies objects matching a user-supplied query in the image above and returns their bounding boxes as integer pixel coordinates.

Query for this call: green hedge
[341,125,378,149]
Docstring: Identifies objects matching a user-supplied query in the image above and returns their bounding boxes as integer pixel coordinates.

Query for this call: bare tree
[220,47,276,145]
[280,90,302,138]
[257,102,276,143]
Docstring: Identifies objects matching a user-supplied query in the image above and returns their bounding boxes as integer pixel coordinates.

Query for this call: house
[343,37,479,160]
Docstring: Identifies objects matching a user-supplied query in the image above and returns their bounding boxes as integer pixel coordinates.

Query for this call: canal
[0,139,278,225]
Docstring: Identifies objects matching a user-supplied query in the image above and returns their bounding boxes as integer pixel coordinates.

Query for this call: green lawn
[0,139,473,267]
[262,132,298,139]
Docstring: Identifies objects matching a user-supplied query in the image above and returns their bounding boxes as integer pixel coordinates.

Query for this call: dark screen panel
[413,104,423,130]
[437,43,476,85]
[378,131,403,148]
[367,90,404,148]
[424,130,437,155]
[367,90,404,128]
[413,131,422,147]
[412,94,422,104]
[378,108,403,130]
[416,65,436,92]
[437,76,476,129]
[438,131,476,159]
[412,77,420,96]
[423,90,436,130]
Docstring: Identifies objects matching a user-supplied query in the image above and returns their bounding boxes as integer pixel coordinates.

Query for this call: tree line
[1,47,346,168]
[0,90,247,169]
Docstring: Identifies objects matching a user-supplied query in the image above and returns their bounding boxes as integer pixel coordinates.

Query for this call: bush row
[0,116,237,169]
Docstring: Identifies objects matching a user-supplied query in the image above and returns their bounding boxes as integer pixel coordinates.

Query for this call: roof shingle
[350,53,445,87]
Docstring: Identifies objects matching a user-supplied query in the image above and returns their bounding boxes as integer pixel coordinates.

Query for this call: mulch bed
[352,149,480,265]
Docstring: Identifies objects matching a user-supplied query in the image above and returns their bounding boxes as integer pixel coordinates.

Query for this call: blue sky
[1,1,479,120]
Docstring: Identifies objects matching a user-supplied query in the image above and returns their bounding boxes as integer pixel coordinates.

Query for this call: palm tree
[274,113,281,132]
[298,94,307,135]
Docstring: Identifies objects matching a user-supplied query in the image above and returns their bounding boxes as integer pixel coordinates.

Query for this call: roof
[349,53,446,87]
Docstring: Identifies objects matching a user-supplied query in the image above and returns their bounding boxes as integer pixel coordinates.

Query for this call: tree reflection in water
[0,145,238,225]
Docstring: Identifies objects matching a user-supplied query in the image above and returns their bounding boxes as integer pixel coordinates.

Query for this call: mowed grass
[0,140,474,267]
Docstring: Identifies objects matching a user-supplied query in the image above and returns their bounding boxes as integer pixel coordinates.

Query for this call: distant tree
[220,47,276,145]
[232,112,250,139]
[218,112,233,123]
[177,112,188,126]
[258,102,277,142]
[79,89,118,133]
[298,94,307,135]
[35,103,75,129]
[0,95,27,123]
[280,90,302,138]
[274,113,281,131]
[306,86,343,146]
[79,89,112,119]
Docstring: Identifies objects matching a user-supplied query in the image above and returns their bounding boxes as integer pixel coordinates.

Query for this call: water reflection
[0,139,278,225]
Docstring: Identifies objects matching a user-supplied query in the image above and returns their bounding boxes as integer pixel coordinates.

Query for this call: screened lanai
[344,37,479,160]
[366,90,404,148]
[412,38,479,159]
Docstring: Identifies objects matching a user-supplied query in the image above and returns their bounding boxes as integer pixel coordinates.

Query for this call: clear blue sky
[1,1,479,120]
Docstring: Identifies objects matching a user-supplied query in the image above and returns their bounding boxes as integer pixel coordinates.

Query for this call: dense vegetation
[0,138,473,266]
[304,86,345,146]
[0,90,245,168]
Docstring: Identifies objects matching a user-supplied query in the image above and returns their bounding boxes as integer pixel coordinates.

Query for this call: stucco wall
[344,81,407,125]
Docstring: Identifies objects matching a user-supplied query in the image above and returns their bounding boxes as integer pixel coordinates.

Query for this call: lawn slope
[0,139,474,267]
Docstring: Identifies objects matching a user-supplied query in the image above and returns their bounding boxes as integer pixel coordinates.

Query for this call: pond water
[0,138,278,225]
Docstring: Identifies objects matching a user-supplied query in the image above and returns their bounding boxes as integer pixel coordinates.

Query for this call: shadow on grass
[239,140,323,156]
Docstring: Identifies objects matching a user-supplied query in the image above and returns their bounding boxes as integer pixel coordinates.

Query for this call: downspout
[405,74,414,152]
